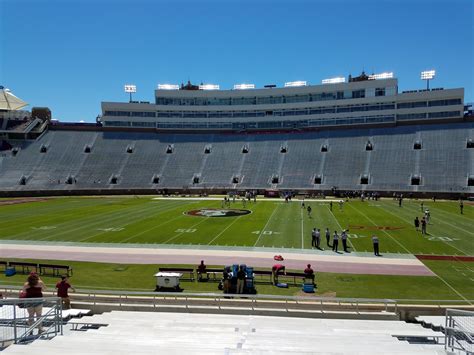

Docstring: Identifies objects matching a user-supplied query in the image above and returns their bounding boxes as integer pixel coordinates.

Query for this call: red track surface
[416,255,474,262]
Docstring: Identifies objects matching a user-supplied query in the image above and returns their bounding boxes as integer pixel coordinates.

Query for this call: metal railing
[0,297,62,348]
[0,285,398,317]
[445,309,474,354]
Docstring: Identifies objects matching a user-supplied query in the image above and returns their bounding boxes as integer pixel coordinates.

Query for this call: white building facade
[100,77,464,131]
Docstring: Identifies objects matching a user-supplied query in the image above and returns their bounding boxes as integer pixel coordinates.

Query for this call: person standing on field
[325,228,331,247]
[421,217,427,235]
[414,216,420,231]
[460,200,464,214]
[332,231,339,252]
[311,228,317,248]
[372,235,380,256]
[315,228,321,249]
[341,230,349,252]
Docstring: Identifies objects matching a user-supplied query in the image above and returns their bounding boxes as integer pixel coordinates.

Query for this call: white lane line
[208,215,245,245]
[327,206,357,252]
[347,203,412,254]
[254,204,280,247]
[379,203,467,256]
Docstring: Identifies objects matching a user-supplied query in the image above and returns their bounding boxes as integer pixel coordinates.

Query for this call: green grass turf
[0,196,472,255]
[0,196,472,301]
[0,259,471,303]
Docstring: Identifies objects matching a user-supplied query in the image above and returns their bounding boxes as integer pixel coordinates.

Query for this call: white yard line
[327,206,357,252]
[78,202,185,243]
[207,215,245,245]
[347,203,412,254]
[253,204,280,247]
[301,208,304,249]
[404,203,474,236]
[120,214,185,243]
[379,203,467,256]
[162,217,211,244]
[429,269,472,305]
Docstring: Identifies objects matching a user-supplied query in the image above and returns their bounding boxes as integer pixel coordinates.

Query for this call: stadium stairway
[3,311,448,354]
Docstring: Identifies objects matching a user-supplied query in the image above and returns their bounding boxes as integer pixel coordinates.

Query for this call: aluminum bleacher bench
[9,261,38,274]
[159,267,195,281]
[253,270,273,284]
[199,268,222,281]
[283,272,310,286]
[39,263,73,277]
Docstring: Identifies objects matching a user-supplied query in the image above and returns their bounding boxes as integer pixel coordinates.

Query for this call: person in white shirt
[325,228,331,247]
[341,230,349,252]
[332,231,339,252]
[372,235,380,256]
[315,229,321,249]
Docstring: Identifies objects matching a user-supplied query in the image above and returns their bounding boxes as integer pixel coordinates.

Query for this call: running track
[0,243,434,276]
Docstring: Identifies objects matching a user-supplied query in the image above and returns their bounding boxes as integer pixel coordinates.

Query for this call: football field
[0,196,473,301]
[0,196,472,255]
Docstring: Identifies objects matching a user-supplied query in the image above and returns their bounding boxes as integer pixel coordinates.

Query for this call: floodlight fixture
[157,84,180,90]
[124,84,136,102]
[234,83,255,90]
[368,72,394,80]
[421,70,436,90]
[322,77,346,84]
[284,81,307,87]
[199,84,220,90]
[124,84,136,93]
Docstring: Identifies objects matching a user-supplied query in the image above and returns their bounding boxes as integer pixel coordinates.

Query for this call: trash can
[5,267,16,277]
[302,283,315,293]
[154,272,182,291]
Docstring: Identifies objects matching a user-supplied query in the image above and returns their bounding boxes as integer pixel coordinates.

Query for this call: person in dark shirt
[372,235,380,256]
[23,273,46,333]
[197,260,207,281]
[414,217,420,231]
[56,276,75,310]
[236,266,246,294]
[304,264,315,284]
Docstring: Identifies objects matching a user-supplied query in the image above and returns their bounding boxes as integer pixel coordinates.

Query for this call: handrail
[0,285,395,305]
[0,297,62,346]
[1,285,473,306]
[445,308,474,354]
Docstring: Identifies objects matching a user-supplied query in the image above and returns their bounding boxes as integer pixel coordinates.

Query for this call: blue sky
[1,0,472,122]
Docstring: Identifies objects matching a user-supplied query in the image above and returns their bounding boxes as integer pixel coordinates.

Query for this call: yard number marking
[427,236,460,242]
[97,228,124,232]
[252,230,280,235]
[175,228,196,233]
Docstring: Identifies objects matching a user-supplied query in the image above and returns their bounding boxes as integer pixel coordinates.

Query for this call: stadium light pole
[421,70,435,90]
[124,84,137,102]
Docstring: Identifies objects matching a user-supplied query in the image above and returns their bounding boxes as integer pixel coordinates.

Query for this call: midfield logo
[185,208,251,217]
